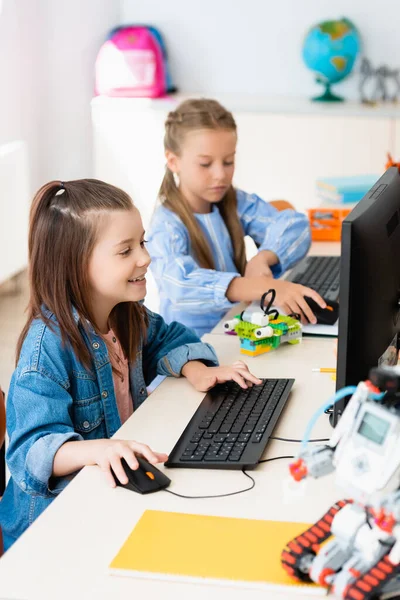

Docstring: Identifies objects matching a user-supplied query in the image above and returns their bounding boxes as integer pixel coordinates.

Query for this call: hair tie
[55,181,65,196]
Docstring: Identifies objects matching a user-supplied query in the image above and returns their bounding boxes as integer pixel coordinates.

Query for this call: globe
[302,18,361,102]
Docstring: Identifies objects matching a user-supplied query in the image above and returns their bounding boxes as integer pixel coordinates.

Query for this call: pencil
[312,367,336,373]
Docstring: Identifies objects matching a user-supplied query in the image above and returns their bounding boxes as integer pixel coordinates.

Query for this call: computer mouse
[304,297,339,326]
[112,456,171,494]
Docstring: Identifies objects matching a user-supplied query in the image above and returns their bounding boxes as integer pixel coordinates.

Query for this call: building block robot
[223,290,302,357]
[281,366,400,599]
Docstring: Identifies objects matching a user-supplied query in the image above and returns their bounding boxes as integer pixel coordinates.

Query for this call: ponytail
[160,170,215,269]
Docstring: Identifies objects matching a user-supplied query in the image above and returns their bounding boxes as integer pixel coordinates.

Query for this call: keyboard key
[208,424,221,434]
[231,423,244,434]
[204,454,226,461]
[183,443,198,454]
[219,424,232,433]
[228,455,242,461]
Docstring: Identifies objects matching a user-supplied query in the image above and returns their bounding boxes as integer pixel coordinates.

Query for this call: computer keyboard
[286,255,340,302]
[165,378,294,470]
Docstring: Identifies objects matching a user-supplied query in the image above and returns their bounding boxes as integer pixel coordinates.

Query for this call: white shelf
[91,93,400,119]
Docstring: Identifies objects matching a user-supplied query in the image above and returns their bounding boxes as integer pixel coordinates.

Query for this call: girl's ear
[166,150,179,174]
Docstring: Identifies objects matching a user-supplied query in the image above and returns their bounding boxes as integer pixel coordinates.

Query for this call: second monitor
[334,167,400,424]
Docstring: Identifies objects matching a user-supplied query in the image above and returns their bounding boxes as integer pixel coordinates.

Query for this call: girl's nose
[137,246,151,267]
[212,163,226,181]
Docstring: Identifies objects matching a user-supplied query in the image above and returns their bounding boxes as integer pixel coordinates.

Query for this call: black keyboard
[286,255,340,302]
[165,378,294,470]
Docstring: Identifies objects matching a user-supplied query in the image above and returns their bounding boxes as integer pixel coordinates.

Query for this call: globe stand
[312,81,344,102]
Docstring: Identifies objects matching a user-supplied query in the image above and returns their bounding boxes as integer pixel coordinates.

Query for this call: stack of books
[316,174,379,204]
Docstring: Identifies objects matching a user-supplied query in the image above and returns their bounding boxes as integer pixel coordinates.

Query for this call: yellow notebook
[109,510,324,594]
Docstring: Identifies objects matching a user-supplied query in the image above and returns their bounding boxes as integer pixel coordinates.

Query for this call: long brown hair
[159,98,246,274]
[16,179,148,369]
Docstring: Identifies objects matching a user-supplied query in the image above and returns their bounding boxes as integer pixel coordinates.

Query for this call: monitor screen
[334,167,400,425]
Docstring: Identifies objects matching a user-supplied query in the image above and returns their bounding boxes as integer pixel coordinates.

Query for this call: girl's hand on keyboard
[182,360,262,392]
[271,280,326,325]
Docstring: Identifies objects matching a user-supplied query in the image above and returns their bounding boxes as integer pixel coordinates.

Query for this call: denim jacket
[148,189,311,337]
[0,307,218,550]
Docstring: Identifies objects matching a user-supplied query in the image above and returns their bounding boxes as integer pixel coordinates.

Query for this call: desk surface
[0,329,340,600]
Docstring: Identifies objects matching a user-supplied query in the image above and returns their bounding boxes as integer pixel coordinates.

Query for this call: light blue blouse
[148,189,311,337]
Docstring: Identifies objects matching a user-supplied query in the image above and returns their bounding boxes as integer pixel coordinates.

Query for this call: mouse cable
[258,454,294,464]
[163,455,293,500]
[270,436,329,443]
[163,469,255,499]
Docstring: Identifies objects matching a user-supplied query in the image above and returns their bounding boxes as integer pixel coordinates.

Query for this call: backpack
[145,26,177,94]
[95,25,175,98]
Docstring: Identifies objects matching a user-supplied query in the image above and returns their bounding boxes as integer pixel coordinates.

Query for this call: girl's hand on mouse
[269,280,326,325]
[227,276,325,324]
[182,360,262,392]
[95,439,168,488]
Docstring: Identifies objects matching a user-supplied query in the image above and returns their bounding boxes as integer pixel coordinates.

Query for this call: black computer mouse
[304,297,339,326]
[112,456,171,494]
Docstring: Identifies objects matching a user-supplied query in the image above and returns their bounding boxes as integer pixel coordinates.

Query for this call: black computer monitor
[334,167,400,425]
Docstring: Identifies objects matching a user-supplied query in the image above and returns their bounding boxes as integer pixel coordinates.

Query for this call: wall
[41,0,120,183]
[121,0,400,101]
[0,0,120,194]
[0,0,44,191]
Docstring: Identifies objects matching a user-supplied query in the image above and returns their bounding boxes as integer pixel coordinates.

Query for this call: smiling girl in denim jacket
[148,98,325,337]
[0,178,261,550]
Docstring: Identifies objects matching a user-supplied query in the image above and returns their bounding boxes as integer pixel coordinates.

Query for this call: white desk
[0,329,341,600]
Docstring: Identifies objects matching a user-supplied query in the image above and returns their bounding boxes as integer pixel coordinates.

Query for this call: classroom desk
[0,326,341,600]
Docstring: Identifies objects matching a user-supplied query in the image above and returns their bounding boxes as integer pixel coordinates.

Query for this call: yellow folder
[109,510,324,593]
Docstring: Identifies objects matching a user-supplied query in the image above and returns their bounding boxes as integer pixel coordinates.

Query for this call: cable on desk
[163,468,255,499]
[270,436,329,443]
[163,455,296,499]
[258,455,295,464]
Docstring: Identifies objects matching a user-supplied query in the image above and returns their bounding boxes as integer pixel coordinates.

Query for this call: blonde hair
[159,98,246,275]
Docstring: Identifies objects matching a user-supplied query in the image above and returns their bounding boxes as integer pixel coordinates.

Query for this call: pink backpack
[95,26,166,98]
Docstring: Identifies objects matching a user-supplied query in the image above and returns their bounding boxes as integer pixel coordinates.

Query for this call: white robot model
[282,365,400,599]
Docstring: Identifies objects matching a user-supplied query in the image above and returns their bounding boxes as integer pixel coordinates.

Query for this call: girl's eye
[140,239,148,248]
[224,161,234,166]
[120,248,132,257]
[200,163,211,168]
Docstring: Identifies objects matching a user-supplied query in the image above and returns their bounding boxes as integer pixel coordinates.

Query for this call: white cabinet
[92,95,400,222]
[234,113,394,208]
[92,95,400,311]
[92,99,168,231]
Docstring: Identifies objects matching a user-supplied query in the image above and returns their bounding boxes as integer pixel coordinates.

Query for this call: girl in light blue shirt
[148,98,325,337]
